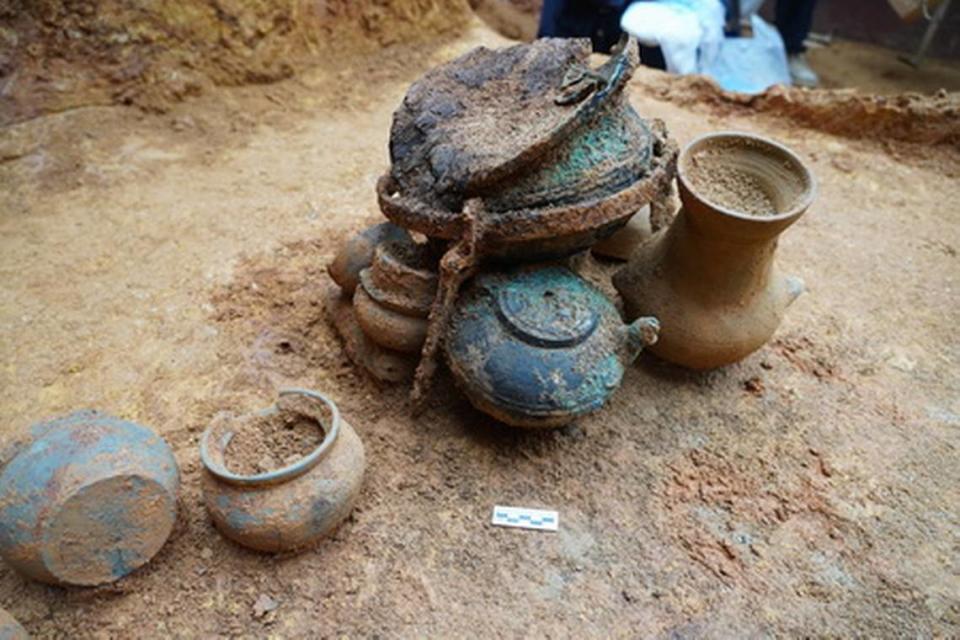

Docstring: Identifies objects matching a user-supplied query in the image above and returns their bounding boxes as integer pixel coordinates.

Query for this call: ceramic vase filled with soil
[613,132,815,369]
[200,389,365,553]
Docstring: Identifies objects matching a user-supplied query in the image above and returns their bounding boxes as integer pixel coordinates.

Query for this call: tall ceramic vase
[613,132,816,370]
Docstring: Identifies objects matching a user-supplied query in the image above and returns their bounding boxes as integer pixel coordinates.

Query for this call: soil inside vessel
[224,409,325,476]
[686,151,778,217]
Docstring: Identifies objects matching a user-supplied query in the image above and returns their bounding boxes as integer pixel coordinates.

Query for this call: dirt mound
[634,68,960,147]
[468,0,539,41]
[0,0,471,125]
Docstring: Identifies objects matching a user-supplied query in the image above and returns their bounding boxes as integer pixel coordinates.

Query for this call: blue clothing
[775,0,817,54]
[537,0,628,53]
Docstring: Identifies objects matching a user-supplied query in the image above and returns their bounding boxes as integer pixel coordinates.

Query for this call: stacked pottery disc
[327,228,439,382]
[354,240,438,355]
[327,223,409,297]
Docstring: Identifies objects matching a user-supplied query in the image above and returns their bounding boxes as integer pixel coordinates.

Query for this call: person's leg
[639,44,666,71]
[537,0,565,38]
[537,0,627,53]
[591,2,625,52]
[776,0,820,86]
[775,0,817,55]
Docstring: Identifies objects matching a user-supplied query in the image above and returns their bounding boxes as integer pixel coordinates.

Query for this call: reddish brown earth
[469,0,540,41]
[1,19,959,639]
[0,0,470,125]
[220,404,325,476]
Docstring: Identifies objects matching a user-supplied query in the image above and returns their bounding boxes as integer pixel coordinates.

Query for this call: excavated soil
[0,0,471,125]
[468,0,540,41]
[685,153,778,216]
[1,18,959,640]
[223,409,325,476]
[633,71,960,148]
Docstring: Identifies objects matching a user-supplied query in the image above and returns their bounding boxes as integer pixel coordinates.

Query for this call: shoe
[788,53,819,88]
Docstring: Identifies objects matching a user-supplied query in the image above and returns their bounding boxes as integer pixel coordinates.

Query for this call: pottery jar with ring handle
[200,388,365,553]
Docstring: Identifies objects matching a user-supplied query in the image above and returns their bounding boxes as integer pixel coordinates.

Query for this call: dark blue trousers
[537,0,666,68]
[775,0,818,54]
[537,0,628,53]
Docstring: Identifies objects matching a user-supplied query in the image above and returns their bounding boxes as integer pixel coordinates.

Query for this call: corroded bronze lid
[380,37,676,253]
[388,37,653,213]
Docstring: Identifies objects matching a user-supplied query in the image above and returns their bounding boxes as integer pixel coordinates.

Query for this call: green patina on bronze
[0,411,180,587]
[486,109,654,212]
[371,36,679,410]
[445,266,659,428]
[379,35,677,255]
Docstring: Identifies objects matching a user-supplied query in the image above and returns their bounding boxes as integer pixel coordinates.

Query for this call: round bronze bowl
[377,121,679,262]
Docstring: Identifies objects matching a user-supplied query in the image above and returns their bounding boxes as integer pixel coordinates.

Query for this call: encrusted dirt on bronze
[379,36,679,409]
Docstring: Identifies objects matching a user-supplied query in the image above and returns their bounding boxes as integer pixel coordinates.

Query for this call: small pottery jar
[0,411,180,586]
[0,607,29,639]
[445,266,659,428]
[613,131,814,369]
[200,389,365,553]
[354,240,438,354]
[328,222,408,295]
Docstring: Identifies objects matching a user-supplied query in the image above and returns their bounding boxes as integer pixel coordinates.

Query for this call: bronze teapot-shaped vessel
[445,266,659,427]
